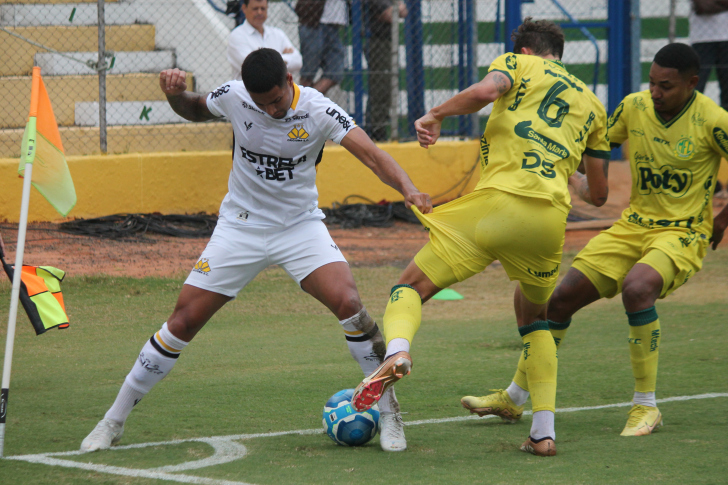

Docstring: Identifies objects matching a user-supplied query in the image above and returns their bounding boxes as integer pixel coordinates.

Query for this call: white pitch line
[6,392,728,485]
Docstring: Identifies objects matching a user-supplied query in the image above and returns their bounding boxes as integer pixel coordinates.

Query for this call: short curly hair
[511,17,565,59]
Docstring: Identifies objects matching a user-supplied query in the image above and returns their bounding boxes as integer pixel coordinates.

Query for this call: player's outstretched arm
[415,70,512,149]
[159,69,218,122]
[569,154,609,207]
[340,127,433,214]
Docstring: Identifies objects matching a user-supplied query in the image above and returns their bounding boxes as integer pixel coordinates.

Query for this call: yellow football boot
[620,404,662,436]
[461,389,524,423]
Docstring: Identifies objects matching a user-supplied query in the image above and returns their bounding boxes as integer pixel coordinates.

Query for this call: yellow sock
[383,285,422,346]
[512,319,569,391]
[626,307,660,393]
[520,321,558,413]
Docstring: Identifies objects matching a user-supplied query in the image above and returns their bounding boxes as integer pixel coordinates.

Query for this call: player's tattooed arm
[417,70,512,148]
[160,69,219,122]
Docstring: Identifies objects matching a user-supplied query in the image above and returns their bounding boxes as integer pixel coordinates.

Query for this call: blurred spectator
[295,0,346,94]
[365,0,407,141]
[690,0,728,110]
[227,0,302,80]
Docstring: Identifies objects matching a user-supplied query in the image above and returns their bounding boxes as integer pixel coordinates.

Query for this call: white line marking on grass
[6,393,728,485]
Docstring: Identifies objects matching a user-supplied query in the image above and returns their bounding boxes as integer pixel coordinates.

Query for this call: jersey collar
[546,59,567,71]
[290,83,301,111]
[654,91,696,128]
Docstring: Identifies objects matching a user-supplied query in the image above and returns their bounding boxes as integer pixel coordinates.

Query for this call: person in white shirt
[227,0,302,80]
[690,0,728,109]
[80,48,432,454]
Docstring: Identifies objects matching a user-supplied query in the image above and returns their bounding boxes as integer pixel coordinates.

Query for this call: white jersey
[206,81,356,226]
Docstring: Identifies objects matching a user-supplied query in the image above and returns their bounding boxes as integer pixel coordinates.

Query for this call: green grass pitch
[0,248,726,484]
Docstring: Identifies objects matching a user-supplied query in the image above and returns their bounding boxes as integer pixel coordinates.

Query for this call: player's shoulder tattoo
[492,71,511,95]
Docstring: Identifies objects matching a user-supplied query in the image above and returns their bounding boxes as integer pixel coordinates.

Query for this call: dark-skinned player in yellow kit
[459,43,728,439]
[350,18,611,457]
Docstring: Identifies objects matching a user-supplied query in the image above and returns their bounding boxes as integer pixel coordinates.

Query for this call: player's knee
[332,292,363,320]
[166,312,205,341]
[547,286,575,322]
[621,279,659,310]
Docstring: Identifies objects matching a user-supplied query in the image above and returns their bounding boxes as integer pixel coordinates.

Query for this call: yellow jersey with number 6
[474,53,610,214]
[608,90,728,236]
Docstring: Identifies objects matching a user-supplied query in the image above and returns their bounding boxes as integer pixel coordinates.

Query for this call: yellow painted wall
[0,140,480,223]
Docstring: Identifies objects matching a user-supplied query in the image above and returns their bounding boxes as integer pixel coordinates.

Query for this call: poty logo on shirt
[326,107,354,130]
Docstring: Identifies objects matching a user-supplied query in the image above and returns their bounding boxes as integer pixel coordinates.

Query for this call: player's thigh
[570,221,645,299]
[641,231,707,298]
[300,262,361,319]
[184,218,270,298]
[481,193,566,299]
[411,190,500,287]
[274,218,349,287]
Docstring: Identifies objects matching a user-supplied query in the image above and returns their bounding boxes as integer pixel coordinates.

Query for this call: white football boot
[80,418,124,451]
[379,412,407,452]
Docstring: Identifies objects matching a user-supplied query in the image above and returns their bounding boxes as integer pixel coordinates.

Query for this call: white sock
[104,382,144,424]
[506,381,530,406]
[531,410,555,441]
[105,322,188,424]
[340,308,386,376]
[385,338,410,358]
[633,391,656,407]
[378,387,399,414]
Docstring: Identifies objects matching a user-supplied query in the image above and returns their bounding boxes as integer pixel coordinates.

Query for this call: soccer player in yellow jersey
[350,18,610,456]
[469,43,728,439]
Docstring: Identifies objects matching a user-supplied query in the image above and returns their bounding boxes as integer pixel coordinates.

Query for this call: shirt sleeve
[585,103,611,160]
[710,108,728,158]
[206,82,234,119]
[318,98,357,144]
[606,98,629,148]
[488,52,521,87]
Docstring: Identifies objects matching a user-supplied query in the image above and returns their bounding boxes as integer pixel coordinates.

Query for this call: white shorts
[184,217,348,297]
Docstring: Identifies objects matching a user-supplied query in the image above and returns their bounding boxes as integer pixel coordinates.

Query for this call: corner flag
[1,67,75,456]
[18,66,76,217]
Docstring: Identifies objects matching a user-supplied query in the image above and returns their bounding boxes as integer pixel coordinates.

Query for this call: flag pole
[0,67,41,458]
[0,163,34,458]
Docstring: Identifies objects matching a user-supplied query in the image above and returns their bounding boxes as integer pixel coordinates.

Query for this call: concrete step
[0,73,194,128]
[75,100,190,126]
[0,24,156,75]
[2,2,138,26]
[0,122,232,157]
[36,50,176,75]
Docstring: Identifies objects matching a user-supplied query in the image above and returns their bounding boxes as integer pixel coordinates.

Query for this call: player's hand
[160,69,188,96]
[710,216,727,250]
[282,47,294,54]
[405,191,433,214]
[415,112,442,149]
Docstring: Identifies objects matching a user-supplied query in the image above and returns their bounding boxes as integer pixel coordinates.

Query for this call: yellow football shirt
[608,90,728,236]
[474,53,611,213]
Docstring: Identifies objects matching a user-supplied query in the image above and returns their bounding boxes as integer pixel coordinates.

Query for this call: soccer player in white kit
[80,48,432,453]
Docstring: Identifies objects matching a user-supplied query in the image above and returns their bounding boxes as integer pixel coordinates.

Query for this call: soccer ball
[322,389,379,446]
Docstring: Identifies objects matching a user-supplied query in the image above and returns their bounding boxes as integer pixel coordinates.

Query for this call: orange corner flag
[18,67,76,217]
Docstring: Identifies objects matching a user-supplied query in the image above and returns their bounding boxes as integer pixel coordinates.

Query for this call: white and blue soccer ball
[322,389,379,446]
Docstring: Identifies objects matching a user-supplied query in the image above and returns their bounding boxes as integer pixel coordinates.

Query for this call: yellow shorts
[572,217,709,299]
[412,189,567,304]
